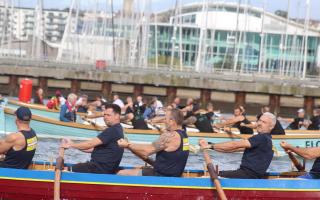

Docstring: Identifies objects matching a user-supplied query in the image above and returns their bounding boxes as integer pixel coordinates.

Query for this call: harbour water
[34,138,313,172]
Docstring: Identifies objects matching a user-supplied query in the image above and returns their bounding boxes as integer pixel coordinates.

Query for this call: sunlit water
[34,138,313,172]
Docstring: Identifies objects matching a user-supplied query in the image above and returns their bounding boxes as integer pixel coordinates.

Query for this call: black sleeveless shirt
[234,117,254,134]
[194,113,214,133]
[154,130,189,177]
[2,129,37,169]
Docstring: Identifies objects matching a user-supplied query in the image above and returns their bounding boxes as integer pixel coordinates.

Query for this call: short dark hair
[169,108,184,125]
[105,103,121,115]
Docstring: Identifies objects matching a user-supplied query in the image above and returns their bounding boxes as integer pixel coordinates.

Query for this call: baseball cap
[297,108,305,113]
[15,106,32,121]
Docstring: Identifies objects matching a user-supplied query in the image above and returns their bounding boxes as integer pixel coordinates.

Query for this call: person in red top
[47,90,62,110]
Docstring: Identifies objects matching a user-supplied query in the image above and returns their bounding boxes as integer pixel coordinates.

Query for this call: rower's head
[67,93,77,106]
[186,98,194,106]
[261,105,270,114]
[313,108,320,116]
[103,104,121,126]
[297,108,305,118]
[206,102,214,111]
[15,106,32,127]
[136,95,143,103]
[173,97,181,105]
[36,88,43,96]
[257,112,276,134]
[126,96,133,104]
[165,108,184,131]
[234,106,245,116]
[113,94,119,101]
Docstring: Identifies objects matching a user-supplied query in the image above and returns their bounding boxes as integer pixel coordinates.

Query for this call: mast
[170,0,179,69]
[195,0,209,72]
[258,0,266,73]
[302,0,310,79]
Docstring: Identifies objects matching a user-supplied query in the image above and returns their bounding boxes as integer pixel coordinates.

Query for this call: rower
[124,100,149,130]
[113,94,124,109]
[241,105,285,135]
[0,106,37,169]
[61,104,124,174]
[215,106,253,134]
[59,93,77,122]
[76,94,89,113]
[199,112,275,179]
[183,103,214,133]
[33,87,44,105]
[280,141,320,179]
[47,90,63,110]
[286,108,307,130]
[306,108,320,130]
[117,108,189,177]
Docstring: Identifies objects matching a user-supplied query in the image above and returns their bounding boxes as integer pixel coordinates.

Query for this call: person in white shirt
[152,96,163,115]
[113,94,124,108]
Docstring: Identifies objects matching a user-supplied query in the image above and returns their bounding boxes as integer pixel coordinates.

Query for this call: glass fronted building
[148,2,320,77]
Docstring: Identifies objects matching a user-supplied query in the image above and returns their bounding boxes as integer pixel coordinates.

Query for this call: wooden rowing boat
[0,161,318,199]
[2,106,320,155]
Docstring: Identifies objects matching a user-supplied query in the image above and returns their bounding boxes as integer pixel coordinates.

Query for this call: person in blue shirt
[59,93,77,122]
[199,112,276,179]
[143,99,157,120]
[62,104,124,174]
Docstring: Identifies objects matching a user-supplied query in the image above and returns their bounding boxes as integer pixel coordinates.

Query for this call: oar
[129,145,155,166]
[123,138,155,166]
[54,144,65,200]
[286,151,305,172]
[82,117,105,130]
[202,148,227,200]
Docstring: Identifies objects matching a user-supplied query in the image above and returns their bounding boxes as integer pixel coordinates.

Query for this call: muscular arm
[0,134,18,154]
[122,131,179,158]
[285,146,320,160]
[70,138,102,151]
[212,139,251,153]
[241,122,257,129]
[215,115,245,128]
[183,116,197,125]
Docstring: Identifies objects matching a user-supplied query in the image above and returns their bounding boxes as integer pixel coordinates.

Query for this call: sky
[10,0,320,20]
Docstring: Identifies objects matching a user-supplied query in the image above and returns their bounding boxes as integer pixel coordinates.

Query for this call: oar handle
[287,152,305,171]
[202,150,227,200]
[128,145,155,166]
[54,147,65,200]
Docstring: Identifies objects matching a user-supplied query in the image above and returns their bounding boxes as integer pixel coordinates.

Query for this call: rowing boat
[8,99,316,134]
[0,161,317,199]
[2,106,320,155]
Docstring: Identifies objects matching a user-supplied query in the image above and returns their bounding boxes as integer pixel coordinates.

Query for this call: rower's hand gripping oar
[199,139,227,200]
[280,141,305,172]
[120,138,155,166]
[54,140,65,200]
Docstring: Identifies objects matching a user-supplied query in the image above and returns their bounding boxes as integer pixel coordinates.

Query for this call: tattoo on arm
[152,131,176,152]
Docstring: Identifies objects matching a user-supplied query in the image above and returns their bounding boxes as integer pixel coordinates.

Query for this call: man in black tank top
[281,141,320,179]
[117,108,189,177]
[199,112,276,179]
[214,106,253,134]
[0,107,37,169]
